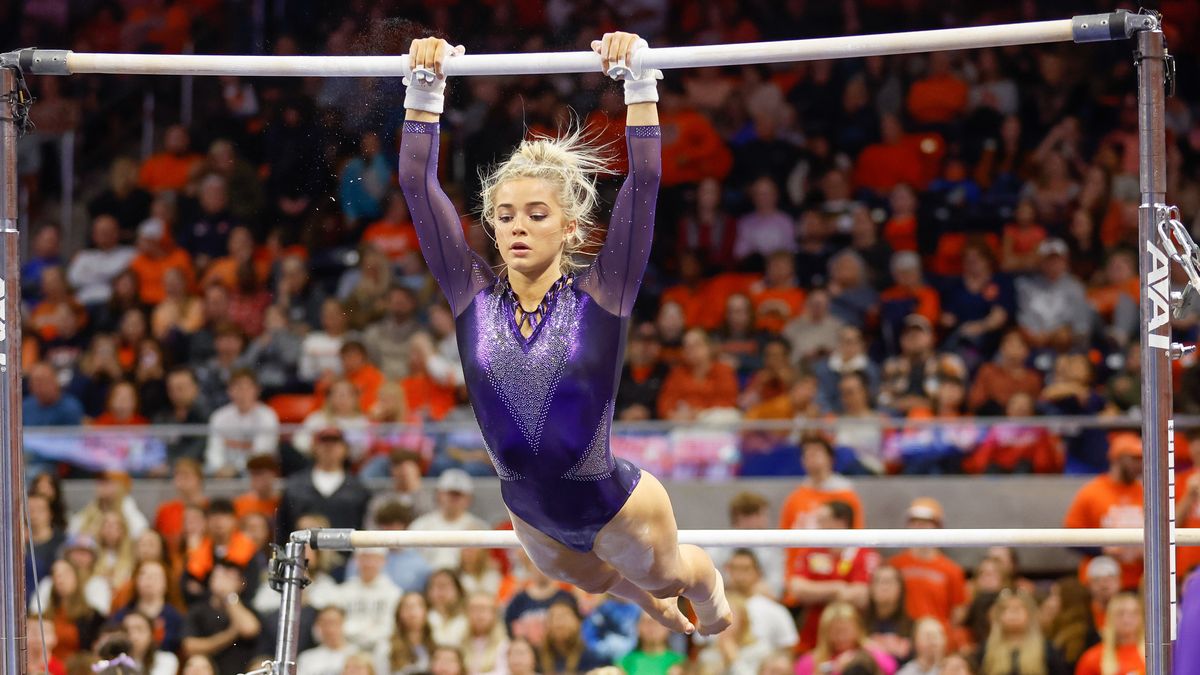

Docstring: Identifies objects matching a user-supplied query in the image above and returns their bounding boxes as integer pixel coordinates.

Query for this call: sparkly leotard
[399,121,662,552]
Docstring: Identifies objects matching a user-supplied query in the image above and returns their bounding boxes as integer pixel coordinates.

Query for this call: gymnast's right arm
[398,37,489,316]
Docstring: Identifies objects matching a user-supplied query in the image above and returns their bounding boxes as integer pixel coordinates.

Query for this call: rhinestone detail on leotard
[563,401,615,481]
[476,285,579,452]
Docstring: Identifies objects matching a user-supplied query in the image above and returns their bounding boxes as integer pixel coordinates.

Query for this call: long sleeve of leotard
[399,121,495,317]
[578,125,662,317]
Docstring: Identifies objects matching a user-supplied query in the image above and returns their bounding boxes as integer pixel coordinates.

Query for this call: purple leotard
[399,121,662,552]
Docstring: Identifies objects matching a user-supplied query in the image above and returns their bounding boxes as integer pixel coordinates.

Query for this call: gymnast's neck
[508,264,565,312]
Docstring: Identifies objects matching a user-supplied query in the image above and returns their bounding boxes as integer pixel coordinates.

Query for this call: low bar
[311,527,1200,551]
[10,18,1090,79]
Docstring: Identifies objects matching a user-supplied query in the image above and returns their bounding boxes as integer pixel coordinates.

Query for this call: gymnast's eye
[498,215,513,223]
[530,214,547,221]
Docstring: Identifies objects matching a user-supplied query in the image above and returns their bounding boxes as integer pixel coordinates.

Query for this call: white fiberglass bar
[316,527,1200,551]
[55,20,1075,78]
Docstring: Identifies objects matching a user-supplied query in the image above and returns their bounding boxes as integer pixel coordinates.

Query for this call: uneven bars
[304,527,1200,551]
[10,13,1146,79]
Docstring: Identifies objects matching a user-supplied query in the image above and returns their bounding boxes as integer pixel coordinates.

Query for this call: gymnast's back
[398,119,662,552]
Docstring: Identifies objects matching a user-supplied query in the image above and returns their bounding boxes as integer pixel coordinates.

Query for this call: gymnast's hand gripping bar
[5,12,1151,79]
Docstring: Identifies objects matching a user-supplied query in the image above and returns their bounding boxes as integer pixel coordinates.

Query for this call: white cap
[137,217,165,241]
[1086,555,1120,580]
[436,468,474,494]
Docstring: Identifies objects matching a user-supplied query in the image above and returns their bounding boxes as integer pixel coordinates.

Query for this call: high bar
[303,527,1200,551]
[9,12,1149,79]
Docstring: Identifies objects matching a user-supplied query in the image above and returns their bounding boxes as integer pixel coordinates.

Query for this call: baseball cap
[62,534,98,556]
[1085,555,1121,581]
[903,314,933,333]
[907,497,944,525]
[1037,238,1069,257]
[137,217,166,241]
[436,468,474,494]
[1108,432,1143,459]
[891,251,921,272]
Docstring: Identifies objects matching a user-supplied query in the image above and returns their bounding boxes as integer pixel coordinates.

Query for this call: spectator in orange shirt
[967,330,1042,415]
[1063,433,1145,590]
[779,435,866,533]
[657,80,733,187]
[30,266,88,343]
[89,380,149,426]
[362,191,420,263]
[402,332,460,422]
[852,114,924,196]
[137,124,202,193]
[750,251,806,334]
[1074,593,1145,675]
[315,341,386,412]
[742,373,822,457]
[879,252,940,355]
[887,498,967,631]
[128,218,194,306]
[882,184,919,253]
[660,251,722,330]
[153,458,208,551]
[233,455,281,520]
[656,328,739,421]
[1000,199,1047,274]
[201,226,268,291]
[184,498,260,596]
[905,52,968,126]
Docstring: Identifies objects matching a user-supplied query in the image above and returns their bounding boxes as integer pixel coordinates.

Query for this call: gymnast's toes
[651,598,695,635]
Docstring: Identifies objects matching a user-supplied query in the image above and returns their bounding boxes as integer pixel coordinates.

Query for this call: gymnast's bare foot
[645,596,695,635]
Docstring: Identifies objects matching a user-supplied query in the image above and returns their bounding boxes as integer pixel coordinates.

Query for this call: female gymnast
[399,32,731,635]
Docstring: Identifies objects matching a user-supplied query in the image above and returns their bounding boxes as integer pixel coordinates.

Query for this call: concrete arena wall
[69,475,1099,575]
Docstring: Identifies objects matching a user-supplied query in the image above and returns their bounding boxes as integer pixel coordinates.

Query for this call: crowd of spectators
[25,432,1200,675]
[13,0,1200,480]
[10,0,1200,673]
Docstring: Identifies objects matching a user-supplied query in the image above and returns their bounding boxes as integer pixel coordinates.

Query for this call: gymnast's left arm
[584,32,663,317]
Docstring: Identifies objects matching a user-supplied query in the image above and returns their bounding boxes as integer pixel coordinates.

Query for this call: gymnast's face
[493,178,576,279]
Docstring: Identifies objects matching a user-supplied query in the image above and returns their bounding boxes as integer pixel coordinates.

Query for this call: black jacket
[276,471,371,543]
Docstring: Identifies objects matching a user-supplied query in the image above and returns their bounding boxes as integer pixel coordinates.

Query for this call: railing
[21,414,1195,476]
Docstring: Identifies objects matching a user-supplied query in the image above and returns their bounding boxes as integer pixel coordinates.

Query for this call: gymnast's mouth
[510,242,531,251]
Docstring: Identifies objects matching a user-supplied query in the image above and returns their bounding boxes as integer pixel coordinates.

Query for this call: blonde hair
[726,592,756,646]
[813,601,864,665]
[1100,593,1144,675]
[981,589,1046,675]
[479,125,614,275]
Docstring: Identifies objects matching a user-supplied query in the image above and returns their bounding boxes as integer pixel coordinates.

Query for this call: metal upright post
[1135,19,1174,675]
[0,66,28,675]
[270,537,309,675]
